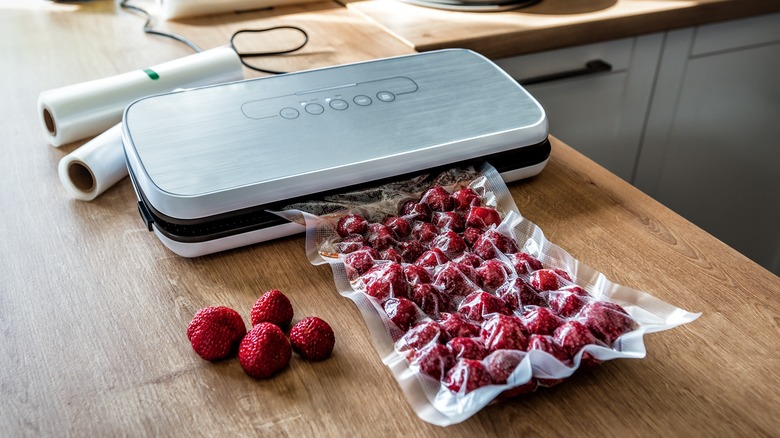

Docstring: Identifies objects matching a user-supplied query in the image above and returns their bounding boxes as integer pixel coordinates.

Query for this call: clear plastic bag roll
[38,46,243,147]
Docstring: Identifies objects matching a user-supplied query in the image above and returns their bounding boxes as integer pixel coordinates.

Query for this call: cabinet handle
[517,60,612,86]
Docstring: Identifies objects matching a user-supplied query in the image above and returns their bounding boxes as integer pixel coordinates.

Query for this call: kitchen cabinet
[498,12,780,275]
[496,35,663,182]
[634,12,780,275]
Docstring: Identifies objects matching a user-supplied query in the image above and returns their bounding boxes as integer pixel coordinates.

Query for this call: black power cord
[119,0,203,53]
[229,27,309,74]
[119,0,309,74]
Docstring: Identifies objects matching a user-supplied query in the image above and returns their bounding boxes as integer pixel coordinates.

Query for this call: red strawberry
[336,214,369,237]
[553,268,572,281]
[396,240,424,263]
[431,230,467,258]
[411,221,438,245]
[383,297,419,332]
[526,334,571,365]
[421,186,454,212]
[484,349,525,384]
[366,223,395,251]
[444,359,492,394]
[343,246,379,278]
[577,301,636,346]
[433,211,465,232]
[453,252,483,269]
[505,252,543,275]
[476,259,513,291]
[494,281,521,311]
[553,320,602,367]
[462,227,484,248]
[383,216,411,239]
[472,229,519,260]
[396,321,447,354]
[379,248,403,263]
[548,285,589,317]
[458,291,511,322]
[521,307,563,335]
[528,268,571,291]
[238,322,291,378]
[363,262,409,302]
[415,248,449,270]
[335,234,365,254]
[401,200,433,222]
[452,188,481,211]
[484,351,537,399]
[465,206,502,230]
[403,264,433,285]
[455,262,479,283]
[412,344,455,380]
[289,316,335,361]
[250,289,294,328]
[560,284,587,295]
[481,314,528,352]
[447,337,488,361]
[433,262,479,297]
[438,312,480,339]
[187,306,247,361]
[410,283,451,318]
[496,278,546,310]
[526,334,571,387]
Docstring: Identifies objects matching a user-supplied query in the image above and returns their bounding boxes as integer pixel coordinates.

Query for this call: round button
[353,95,372,106]
[304,103,324,115]
[329,99,348,110]
[376,91,395,102]
[279,107,299,119]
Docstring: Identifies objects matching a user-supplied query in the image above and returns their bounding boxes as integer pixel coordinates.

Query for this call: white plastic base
[154,221,306,257]
[500,158,548,183]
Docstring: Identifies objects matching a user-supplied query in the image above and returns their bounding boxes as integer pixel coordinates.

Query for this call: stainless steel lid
[122,49,547,220]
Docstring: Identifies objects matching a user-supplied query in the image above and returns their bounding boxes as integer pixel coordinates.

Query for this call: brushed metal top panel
[123,49,547,219]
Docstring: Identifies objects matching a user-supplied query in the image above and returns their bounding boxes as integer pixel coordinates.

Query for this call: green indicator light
[143,69,160,80]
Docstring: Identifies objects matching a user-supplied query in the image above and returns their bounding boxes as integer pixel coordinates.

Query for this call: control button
[329,99,348,110]
[376,91,395,102]
[353,95,372,106]
[279,107,300,119]
[304,103,324,115]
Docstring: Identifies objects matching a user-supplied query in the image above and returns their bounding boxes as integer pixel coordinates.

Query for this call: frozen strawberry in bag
[274,163,700,426]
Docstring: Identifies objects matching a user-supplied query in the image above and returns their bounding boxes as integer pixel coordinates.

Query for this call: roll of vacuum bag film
[58,124,125,201]
[49,46,244,201]
[39,46,243,147]
[158,0,317,19]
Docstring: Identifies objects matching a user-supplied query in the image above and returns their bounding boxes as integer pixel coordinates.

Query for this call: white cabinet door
[635,13,780,275]
[496,35,663,181]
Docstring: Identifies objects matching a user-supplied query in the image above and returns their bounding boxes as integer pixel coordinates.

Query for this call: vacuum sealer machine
[122,49,550,257]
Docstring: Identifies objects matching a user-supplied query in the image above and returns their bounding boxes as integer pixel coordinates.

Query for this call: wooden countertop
[2,0,779,436]
[342,0,780,58]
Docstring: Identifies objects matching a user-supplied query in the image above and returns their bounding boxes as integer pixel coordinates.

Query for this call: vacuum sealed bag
[276,163,700,426]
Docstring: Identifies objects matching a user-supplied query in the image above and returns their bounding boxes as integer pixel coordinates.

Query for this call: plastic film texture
[276,162,700,426]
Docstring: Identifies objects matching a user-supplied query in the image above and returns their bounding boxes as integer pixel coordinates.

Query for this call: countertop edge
[363,1,780,59]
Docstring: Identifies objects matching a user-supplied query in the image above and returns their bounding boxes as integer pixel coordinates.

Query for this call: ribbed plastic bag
[275,162,699,426]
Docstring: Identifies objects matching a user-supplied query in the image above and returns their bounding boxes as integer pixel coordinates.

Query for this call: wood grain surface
[341,0,780,59]
[1,1,779,436]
